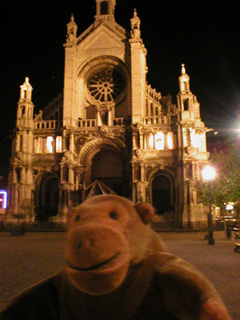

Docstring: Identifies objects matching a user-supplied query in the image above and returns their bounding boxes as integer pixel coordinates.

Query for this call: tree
[198,137,240,212]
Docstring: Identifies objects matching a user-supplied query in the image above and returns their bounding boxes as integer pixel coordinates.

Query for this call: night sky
[1,0,240,187]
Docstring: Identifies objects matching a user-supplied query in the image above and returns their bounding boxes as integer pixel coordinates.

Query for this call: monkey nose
[77,238,94,250]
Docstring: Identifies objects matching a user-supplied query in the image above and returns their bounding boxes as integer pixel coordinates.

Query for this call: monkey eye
[109,211,118,220]
[75,215,80,222]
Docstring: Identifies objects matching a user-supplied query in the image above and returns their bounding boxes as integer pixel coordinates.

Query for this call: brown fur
[0,195,231,320]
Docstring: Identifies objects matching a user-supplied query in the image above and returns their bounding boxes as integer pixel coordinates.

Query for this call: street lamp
[202,165,216,245]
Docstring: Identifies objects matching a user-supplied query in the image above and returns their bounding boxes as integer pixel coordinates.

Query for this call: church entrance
[91,149,124,195]
[151,175,173,215]
[35,173,59,221]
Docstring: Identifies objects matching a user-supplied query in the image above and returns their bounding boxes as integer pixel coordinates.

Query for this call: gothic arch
[79,137,127,166]
[149,169,175,215]
[78,137,129,195]
[34,171,60,221]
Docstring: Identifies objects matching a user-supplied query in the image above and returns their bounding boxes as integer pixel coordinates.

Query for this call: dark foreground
[0,231,239,319]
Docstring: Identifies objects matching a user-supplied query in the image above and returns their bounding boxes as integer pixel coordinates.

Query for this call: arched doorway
[35,173,59,221]
[152,175,173,215]
[91,149,124,195]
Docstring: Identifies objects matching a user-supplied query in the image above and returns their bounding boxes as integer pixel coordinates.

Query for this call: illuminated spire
[20,77,33,102]
[181,63,186,75]
[179,63,190,93]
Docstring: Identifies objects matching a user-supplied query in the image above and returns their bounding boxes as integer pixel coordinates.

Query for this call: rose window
[87,68,125,103]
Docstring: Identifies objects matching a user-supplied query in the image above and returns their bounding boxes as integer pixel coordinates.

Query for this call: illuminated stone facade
[7,0,209,227]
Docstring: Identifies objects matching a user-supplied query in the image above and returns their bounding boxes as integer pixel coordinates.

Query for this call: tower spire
[19,77,33,102]
[179,63,190,93]
[17,77,34,127]
[181,63,186,75]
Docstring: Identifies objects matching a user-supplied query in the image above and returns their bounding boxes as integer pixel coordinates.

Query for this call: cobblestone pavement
[0,231,239,319]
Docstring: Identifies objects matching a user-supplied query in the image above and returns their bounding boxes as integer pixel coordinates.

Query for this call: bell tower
[17,77,34,129]
[8,77,34,218]
[95,0,116,23]
[177,64,200,120]
[177,64,209,227]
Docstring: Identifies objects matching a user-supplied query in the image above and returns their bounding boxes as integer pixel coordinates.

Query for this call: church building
[7,0,209,227]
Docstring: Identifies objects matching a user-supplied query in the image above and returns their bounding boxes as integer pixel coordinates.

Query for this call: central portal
[91,149,124,195]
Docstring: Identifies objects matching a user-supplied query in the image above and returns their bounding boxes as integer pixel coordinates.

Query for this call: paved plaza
[0,231,239,319]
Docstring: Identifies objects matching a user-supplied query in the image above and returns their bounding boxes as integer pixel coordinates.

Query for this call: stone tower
[8,78,35,218]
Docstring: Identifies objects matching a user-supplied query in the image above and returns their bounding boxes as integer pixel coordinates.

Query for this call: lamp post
[202,165,216,245]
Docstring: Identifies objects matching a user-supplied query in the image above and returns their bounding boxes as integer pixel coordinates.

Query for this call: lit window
[46,136,54,153]
[191,132,198,148]
[34,137,42,153]
[167,132,173,149]
[56,136,62,153]
[34,138,38,153]
[191,130,204,149]
[148,133,154,149]
[155,132,164,150]
[199,134,206,151]
[183,128,188,147]
[181,81,187,92]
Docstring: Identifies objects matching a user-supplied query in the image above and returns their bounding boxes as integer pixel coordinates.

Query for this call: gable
[78,24,125,51]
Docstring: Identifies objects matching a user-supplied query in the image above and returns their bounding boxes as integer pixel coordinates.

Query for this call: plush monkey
[0,195,231,320]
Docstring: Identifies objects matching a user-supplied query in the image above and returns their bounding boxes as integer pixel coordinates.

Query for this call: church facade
[7,0,209,227]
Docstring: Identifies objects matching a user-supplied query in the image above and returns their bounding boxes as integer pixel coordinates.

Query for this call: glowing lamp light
[226,203,234,211]
[202,165,216,181]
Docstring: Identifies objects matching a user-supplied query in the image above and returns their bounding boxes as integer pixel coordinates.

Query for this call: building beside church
[7,0,210,227]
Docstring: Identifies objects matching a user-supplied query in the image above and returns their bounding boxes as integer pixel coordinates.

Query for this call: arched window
[155,132,164,150]
[56,136,62,153]
[21,106,25,117]
[181,81,187,92]
[184,99,189,111]
[46,136,54,153]
[100,1,108,14]
[146,133,154,150]
[167,132,174,149]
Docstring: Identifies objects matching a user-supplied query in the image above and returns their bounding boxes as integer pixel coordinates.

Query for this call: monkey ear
[134,203,155,225]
